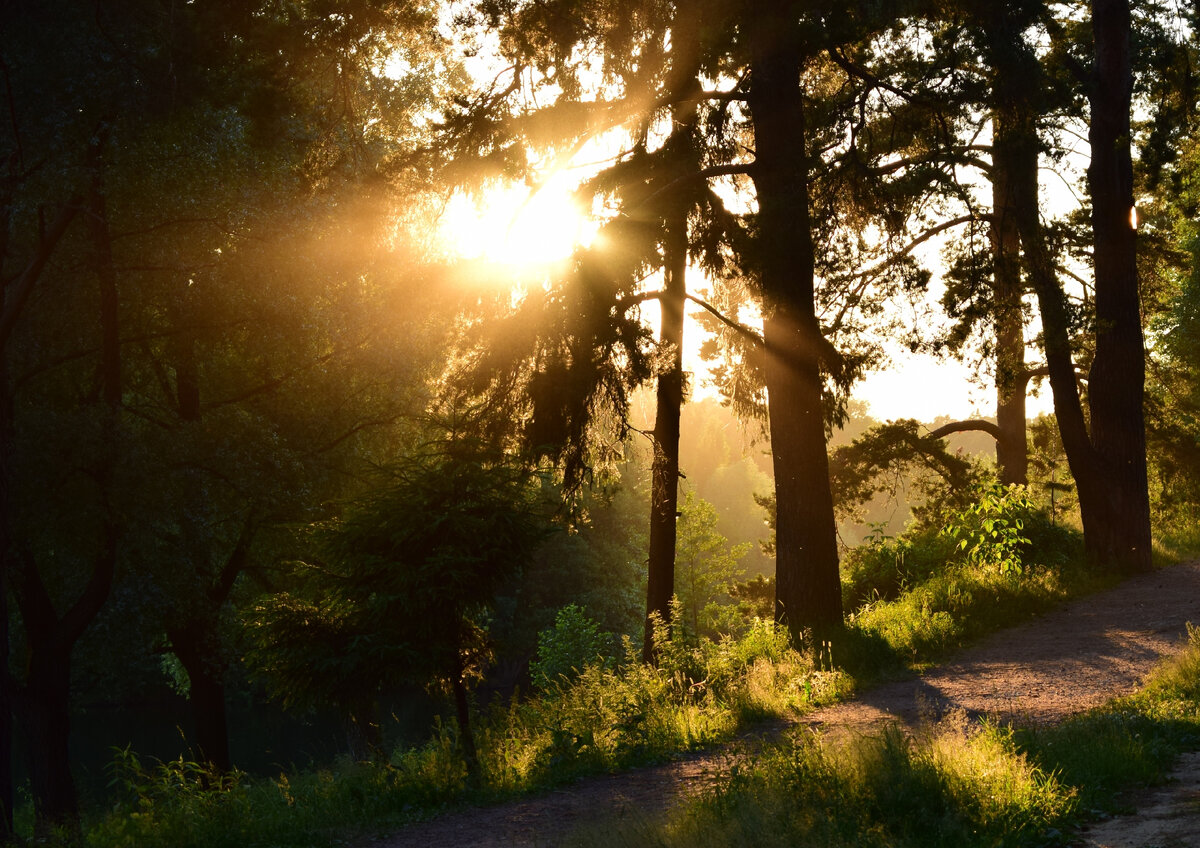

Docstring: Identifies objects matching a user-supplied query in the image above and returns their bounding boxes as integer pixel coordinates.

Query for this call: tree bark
[17,641,75,836]
[990,113,1029,486]
[166,307,237,773]
[166,621,233,774]
[643,209,685,662]
[642,17,702,663]
[0,357,14,838]
[1008,0,1150,572]
[0,183,79,838]
[747,9,842,645]
[1084,0,1151,570]
[12,139,123,834]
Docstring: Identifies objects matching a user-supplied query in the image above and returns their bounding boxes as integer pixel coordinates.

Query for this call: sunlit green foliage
[942,484,1036,575]
[530,604,615,689]
[674,492,751,639]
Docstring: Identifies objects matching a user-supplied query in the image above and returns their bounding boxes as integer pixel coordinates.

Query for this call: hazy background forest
[1,0,1199,844]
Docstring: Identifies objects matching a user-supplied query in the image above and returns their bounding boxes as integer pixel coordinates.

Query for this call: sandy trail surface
[367,560,1200,848]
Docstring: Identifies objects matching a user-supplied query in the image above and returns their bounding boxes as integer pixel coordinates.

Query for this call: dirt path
[368,560,1200,848]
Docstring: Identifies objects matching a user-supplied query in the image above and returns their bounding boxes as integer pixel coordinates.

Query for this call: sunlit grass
[572,627,1200,848]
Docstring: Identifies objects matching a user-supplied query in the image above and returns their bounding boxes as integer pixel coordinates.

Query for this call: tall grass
[78,620,848,848]
[571,625,1200,848]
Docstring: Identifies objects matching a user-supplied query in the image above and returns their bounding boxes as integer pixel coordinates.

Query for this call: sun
[439,175,597,267]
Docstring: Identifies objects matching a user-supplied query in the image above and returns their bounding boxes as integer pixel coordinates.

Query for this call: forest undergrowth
[48,496,1196,848]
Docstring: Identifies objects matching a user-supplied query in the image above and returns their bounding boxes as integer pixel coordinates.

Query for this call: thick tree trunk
[18,645,77,836]
[1007,0,1150,571]
[12,140,124,834]
[1085,0,1151,570]
[990,120,1029,486]
[0,174,83,843]
[167,622,232,773]
[748,14,842,645]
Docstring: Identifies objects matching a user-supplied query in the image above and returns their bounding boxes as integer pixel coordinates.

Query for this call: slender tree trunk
[345,700,382,762]
[642,18,703,663]
[0,363,13,838]
[451,650,480,785]
[1085,0,1151,570]
[0,180,14,839]
[747,14,842,645]
[643,212,685,662]
[168,312,236,772]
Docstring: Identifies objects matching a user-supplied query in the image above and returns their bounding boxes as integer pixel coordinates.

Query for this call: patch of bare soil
[366,560,1200,848]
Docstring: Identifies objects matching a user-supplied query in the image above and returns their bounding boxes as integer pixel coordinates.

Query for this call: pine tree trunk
[1009,0,1151,571]
[451,651,480,785]
[990,118,1029,486]
[748,14,842,645]
[643,211,685,662]
[1085,0,1152,571]
[642,25,702,663]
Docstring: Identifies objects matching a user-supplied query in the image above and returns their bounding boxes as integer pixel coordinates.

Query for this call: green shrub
[942,483,1036,575]
[530,604,614,690]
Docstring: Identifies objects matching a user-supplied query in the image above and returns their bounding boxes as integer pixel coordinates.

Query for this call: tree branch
[0,199,80,349]
[685,293,764,347]
[928,419,1003,441]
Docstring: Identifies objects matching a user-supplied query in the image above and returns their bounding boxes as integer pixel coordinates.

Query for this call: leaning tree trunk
[1008,0,1150,572]
[748,16,842,646]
